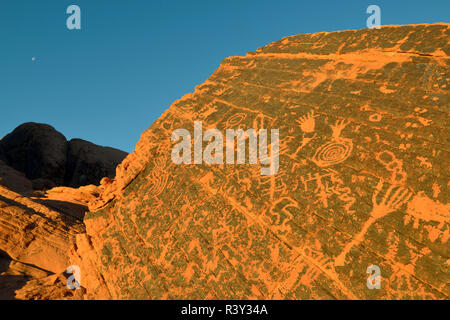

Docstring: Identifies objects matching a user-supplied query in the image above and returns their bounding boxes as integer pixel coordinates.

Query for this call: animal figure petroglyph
[335,180,413,266]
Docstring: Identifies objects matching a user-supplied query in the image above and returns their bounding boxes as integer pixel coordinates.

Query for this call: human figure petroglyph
[330,119,349,140]
[300,171,335,192]
[299,169,356,212]
[299,170,335,208]
[335,180,413,266]
[259,168,290,201]
[312,119,353,168]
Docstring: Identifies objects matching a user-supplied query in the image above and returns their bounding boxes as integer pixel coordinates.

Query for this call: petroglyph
[312,120,353,167]
[226,112,247,127]
[147,158,173,204]
[375,151,407,185]
[70,24,450,300]
[335,180,413,266]
[293,110,318,157]
[296,110,318,134]
[299,169,356,212]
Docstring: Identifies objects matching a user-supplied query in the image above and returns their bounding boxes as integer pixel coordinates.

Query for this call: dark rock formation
[0,123,127,189]
[0,143,7,163]
[65,139,128,188]
[0,160,33,194]
[1,123,67,186]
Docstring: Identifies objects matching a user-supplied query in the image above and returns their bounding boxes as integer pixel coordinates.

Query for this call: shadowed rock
[1,123,67,186]
[0,123,127,189]
[0,160,33,194]
[65,139,128,188]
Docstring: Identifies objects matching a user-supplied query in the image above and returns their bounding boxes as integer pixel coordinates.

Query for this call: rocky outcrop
[0,183,90,299]
[65,139,128,188]
[38,185,101,220]
[0,248,85,300]
[0,250,51,300]
[71,23,449,300]
[0,123,127,189]
[0,185,85,274]
[1,123,67,186]
[13,272,86,300]
[0,123,120,299]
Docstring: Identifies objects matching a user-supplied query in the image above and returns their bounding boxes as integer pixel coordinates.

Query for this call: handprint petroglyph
[335,180,413,266]
[296,110,318,133]
[293,110,318,157]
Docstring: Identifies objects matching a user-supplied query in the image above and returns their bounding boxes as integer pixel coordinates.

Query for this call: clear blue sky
[1,0,448,152]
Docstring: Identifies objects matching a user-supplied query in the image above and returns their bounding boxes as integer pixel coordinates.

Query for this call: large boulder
[71,24,450,300]
[0,123,67,186]
[65,139,127,188]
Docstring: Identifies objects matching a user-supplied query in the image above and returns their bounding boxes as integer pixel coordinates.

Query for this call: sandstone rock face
[39,185,101,220]
[0,185,85,274]
[0,123,127,189]
[0,125,117,299]
[0,247,85,300]
[65,139,128,188]
[1,123,67,186]
[13,272,86,300]
[0,183,87,299]
[0,250,52,300]
[0,178,104,299]
[71,24,450,300]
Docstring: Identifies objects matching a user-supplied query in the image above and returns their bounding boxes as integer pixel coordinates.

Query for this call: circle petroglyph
[369,113,382,122]
[312,141,353,167]
[226,113,247,127]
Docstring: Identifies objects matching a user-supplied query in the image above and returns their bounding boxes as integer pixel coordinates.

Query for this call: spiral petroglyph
[312,141,353,167]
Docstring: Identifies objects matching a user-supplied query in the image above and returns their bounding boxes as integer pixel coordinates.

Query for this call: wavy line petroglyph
[147,158,173,202]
